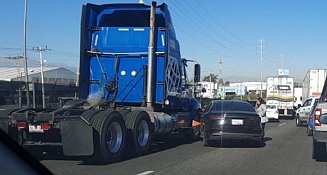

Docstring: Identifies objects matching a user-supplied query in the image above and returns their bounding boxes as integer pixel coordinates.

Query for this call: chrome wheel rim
[137,120,150,147]
[107,122,123,153]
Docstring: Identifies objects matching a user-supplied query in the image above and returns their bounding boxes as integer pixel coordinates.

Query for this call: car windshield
[1,1,327,175]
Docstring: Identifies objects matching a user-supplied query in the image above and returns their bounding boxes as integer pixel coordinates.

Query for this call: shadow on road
[81,133,196,165]
[264,137,272,142]
[33,133,198,165]
[268,119,280,123]
[206,137,273,149]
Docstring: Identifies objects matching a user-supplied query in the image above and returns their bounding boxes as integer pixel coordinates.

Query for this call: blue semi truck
[0,2,202,163]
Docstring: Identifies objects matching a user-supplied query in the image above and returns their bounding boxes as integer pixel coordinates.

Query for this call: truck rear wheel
[93,111,126,163]
[125,111,153,156]
[185,110,201,142]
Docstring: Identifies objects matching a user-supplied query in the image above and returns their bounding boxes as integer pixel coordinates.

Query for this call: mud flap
[61,120,94,156]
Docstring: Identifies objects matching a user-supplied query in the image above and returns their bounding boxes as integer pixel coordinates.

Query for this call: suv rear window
[210,101,255,112]
[319,114,327,124]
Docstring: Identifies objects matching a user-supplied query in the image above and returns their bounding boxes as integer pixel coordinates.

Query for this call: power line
[193,0,254,46]
[170,1,232,50]
[180,0,240,47]
[169,1,254,61]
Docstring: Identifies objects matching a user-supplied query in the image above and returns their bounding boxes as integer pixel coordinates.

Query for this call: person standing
[256,97,268,138]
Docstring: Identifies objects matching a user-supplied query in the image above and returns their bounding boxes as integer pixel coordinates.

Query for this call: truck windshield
[99,10,165,27]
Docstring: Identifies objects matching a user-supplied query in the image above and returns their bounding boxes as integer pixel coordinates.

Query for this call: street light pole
[23,0,30,107]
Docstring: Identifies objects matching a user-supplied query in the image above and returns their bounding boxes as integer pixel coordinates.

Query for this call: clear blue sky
[1,0,326,82]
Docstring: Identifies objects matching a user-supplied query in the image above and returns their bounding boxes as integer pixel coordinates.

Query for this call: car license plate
[28,125,44,133]
[232,119,243,125]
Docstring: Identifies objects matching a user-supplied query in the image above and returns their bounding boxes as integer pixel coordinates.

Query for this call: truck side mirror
[194,64,201,83]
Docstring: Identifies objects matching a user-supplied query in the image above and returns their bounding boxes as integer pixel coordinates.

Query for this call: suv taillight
[315,108,322,126]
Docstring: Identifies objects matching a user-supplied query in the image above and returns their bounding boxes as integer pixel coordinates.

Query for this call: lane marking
[136,171,155,175]
[278,122,286,127]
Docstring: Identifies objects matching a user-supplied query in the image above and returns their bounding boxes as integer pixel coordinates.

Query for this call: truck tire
[81,110,100,124]
[125,111,153,156]
[93,110,126,163]
[185,110,201,142]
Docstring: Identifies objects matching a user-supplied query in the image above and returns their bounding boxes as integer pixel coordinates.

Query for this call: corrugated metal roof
[0,67,61,81]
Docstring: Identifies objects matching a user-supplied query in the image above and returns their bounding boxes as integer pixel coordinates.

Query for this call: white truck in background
[302,69,327,101]
[294,87,303,108]
[266,76,295,118]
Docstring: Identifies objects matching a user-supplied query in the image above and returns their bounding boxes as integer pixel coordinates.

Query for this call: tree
[225,81,230,86]
[203,73,218,83]
[218,78,224,86]
[247,91,258,101]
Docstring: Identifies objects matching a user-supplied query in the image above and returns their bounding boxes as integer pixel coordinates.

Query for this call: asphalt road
[40,119,327,175]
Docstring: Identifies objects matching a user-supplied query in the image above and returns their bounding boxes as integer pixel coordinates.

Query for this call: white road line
[278,123,286,126]
[136,171,155,175]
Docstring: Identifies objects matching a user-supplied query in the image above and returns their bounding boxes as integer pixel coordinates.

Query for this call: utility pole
[218,59,224,99]
[218,59,223,84]
[240,65,243,101]
[33,46,50,109]
[1,55,24,108]
[23,0,30,107]
[260,39,263,98]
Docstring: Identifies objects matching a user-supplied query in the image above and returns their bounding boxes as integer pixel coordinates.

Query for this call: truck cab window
[99,10,165,27]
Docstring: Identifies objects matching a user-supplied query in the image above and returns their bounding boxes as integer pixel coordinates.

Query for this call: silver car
[296,97,319,126]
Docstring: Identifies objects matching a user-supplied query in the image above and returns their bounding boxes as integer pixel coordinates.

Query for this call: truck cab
[0,2,202,164]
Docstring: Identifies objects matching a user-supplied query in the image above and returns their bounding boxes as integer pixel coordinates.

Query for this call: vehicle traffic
[296,96,319,126]
[302,69,327,101]
[1,1,327,174]
[312,77,327,161]
[266,76,295,118]
[0,2,203,164]
[201,100,263,147]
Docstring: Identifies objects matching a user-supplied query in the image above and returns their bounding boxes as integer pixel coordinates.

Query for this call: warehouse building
[0,67,77,85]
